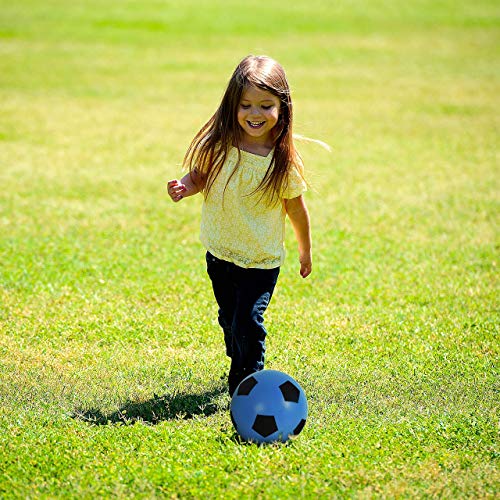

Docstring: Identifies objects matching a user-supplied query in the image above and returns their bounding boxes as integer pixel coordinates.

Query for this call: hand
[299,251,312,278]
[167,180,187,202]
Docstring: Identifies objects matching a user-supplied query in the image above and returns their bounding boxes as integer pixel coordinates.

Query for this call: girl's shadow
[73,385,227,426]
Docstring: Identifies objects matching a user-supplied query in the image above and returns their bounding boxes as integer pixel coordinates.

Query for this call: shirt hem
[202,243,283,270]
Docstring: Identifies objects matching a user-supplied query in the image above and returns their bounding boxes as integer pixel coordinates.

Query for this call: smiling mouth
[247,121,265,129]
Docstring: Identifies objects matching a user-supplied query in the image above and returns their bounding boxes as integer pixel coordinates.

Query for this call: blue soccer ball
[230,370,308,444]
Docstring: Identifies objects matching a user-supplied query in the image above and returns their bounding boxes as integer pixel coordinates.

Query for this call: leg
[205,252,236,358]
[228,266,280,395]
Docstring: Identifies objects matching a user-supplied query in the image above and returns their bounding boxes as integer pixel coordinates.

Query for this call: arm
[167,170,205,202]
[284,195,312,278]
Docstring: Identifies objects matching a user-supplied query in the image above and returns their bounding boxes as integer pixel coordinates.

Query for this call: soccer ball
[230,370,308,444]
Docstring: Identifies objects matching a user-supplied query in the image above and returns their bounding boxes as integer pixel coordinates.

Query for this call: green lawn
[0,0,498,497]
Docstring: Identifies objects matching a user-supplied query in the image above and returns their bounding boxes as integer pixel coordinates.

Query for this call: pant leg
[228,266,280,394]
[205,252,236,358]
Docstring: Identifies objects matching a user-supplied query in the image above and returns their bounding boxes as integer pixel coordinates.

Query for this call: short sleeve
[282,164,307,199]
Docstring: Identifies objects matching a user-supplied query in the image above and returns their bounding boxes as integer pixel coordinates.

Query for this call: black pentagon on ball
[236,376,258,396]
[252,415,278,437]
[279,380,300,403]
[293,418,306,436]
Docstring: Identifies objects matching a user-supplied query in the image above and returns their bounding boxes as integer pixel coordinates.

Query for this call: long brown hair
[183,55,304,205]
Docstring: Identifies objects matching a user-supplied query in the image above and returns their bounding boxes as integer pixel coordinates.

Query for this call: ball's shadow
[72,384,227,426]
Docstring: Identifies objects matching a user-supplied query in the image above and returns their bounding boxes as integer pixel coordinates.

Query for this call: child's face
[237,85,281,145]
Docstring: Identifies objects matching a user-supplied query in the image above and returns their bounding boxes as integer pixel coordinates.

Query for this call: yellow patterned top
[200,147,306,269]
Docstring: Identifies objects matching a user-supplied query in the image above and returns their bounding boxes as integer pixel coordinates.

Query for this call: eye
[262,105,273,110]
[240,104,250,109]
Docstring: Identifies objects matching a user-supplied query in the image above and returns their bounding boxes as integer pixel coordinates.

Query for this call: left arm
[284,195,312,278]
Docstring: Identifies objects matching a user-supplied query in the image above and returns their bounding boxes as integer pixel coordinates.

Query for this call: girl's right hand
[167,180,187,202]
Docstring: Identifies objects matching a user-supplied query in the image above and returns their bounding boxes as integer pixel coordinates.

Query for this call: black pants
[205,252,280,395]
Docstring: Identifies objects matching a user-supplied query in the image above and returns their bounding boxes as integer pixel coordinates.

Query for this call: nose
[249,105,261,116]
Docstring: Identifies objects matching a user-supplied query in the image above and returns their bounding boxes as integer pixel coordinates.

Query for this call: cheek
[237,110,246,124]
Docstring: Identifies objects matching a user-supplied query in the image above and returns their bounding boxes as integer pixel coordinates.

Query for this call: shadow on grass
[72,385,227,426]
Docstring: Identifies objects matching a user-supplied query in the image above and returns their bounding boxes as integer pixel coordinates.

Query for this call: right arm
[167,170,204,202]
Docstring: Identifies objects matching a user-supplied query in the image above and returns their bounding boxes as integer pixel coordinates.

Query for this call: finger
[170,184,186,193]
[170,188,184,199]
[300,264,312,278]
[170,188,186,199]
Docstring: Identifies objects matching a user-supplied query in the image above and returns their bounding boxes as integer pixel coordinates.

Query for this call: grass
[0,0,498,497]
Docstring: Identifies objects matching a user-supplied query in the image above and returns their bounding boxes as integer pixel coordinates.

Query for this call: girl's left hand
[299,253,312,278]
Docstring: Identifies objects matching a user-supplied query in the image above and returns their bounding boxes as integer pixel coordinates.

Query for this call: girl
[167,55,312,395]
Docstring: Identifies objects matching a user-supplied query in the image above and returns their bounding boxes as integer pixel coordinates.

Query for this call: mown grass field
[0,0,498,497]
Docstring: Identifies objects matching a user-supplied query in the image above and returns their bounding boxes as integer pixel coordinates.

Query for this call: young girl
[167,55,312,395]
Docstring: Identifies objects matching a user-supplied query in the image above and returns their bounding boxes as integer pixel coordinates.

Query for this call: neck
[238,138,274,157]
